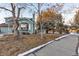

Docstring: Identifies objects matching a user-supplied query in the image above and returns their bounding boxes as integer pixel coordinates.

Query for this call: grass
[0,34,62,56]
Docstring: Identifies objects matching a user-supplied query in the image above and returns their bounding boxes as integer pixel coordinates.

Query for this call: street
[28,34,79,56]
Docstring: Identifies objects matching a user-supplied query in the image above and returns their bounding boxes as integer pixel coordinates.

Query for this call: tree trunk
[52,29,54,34]
[46,29,48,34]
[11,3,21,39]
[13,19,19,35]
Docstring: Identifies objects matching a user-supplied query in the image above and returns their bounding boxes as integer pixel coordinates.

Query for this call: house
[18,17,35,34]
[0,23,12,34]
[4,17,35,34]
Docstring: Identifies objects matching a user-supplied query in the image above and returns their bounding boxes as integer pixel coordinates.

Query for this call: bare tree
[25,3,48,39]
[25,3,64,38]
[0,3,25,39]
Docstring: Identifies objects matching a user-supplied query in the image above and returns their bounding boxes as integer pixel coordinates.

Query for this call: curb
[18,34,70,56]
[18,40,54,56]
[55,34,71,41]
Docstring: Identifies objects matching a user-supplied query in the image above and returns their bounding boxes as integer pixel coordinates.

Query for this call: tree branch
[11,3,16,18]
[28,4,38,11]
[17,8,21,19]
[0,7,12,12]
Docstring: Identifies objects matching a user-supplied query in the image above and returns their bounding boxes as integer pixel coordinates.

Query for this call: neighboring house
[5,17,35,34]
[0,23,12,34]
[18,18,35,34]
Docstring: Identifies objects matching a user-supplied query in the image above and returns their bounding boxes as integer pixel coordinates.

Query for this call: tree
[43,21,55,34]
[37,8,63,34]
[37,8,57,23]
[0,3,25,39]
[25,3,64,36]
[25,3,50,38]
[74,10,79,25]
[37,8,56,33]
[51,3,64,13]
[55,13,64,34]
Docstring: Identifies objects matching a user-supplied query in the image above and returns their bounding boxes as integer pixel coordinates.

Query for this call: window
[20,23,29,31]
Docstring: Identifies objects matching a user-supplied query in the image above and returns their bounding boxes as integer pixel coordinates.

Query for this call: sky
[0,3,79,25]
[61,3,79,25]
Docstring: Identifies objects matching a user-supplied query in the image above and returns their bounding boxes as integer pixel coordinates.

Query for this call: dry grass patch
[0,34,62,56]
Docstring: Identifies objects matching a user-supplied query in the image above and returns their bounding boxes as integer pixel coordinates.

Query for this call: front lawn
[0,34,62,56]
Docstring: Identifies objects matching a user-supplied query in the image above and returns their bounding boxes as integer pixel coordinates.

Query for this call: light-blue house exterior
[0,23,12,34]
[3,17,35,34]
[18,18,35,34]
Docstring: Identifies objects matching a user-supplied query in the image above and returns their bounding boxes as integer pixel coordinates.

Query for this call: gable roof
[5,17,35,24]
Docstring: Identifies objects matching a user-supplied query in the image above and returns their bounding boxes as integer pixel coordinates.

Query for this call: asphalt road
[28,34,79,56]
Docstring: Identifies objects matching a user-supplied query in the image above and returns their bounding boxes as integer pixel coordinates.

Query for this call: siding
[5,17,35,34]
[0,27,12,34]
[19,18,35,34]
